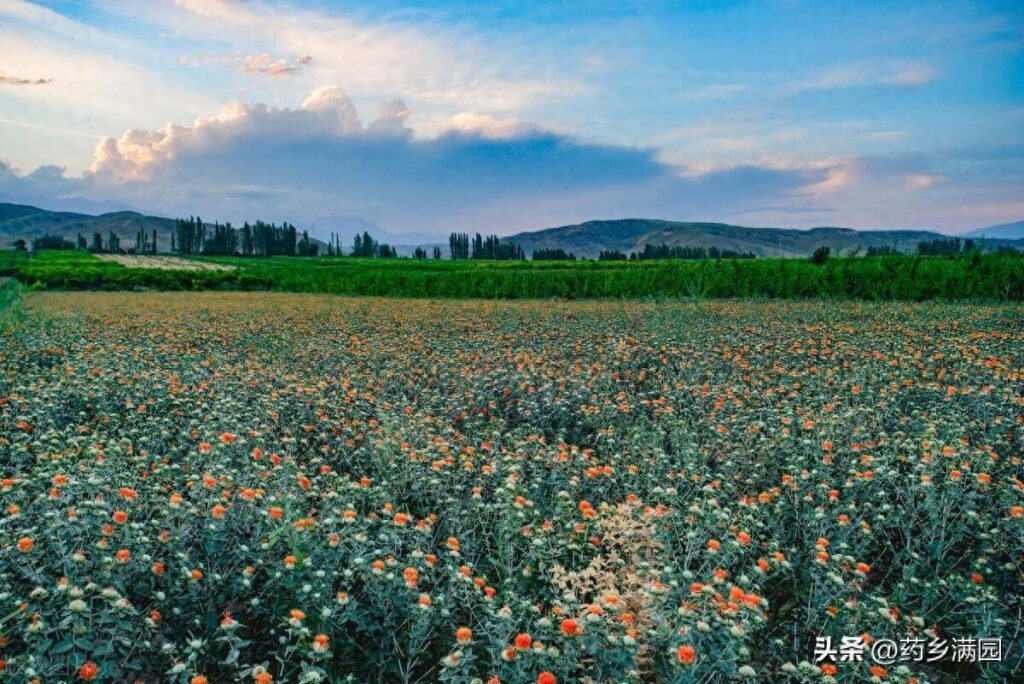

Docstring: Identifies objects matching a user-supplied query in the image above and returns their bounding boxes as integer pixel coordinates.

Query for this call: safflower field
[1,292,1022,683]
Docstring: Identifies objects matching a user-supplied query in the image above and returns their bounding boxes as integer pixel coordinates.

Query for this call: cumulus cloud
[69,86,831,234]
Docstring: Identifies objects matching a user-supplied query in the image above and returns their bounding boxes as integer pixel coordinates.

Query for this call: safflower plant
[0,293,1021,682]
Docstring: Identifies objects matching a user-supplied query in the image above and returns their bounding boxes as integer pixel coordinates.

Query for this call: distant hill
[4,202,1023,257]
[502,219,1024,258]
[0,203,329,252]
[0,203,176,250]
[965,220,1024,240]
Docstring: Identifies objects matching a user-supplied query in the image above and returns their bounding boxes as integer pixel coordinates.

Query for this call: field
[0,292,1021,683]
[2,249,1024,301]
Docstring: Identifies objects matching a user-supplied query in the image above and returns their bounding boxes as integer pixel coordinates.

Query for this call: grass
[2,249,1023,301]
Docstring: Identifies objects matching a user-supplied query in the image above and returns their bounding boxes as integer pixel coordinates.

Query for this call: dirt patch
[95,254,237,271]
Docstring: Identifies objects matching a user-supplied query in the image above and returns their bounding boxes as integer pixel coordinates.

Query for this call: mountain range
[964,220,1024,240]
[501,219,1024,258]
[2,202,1022,257]
[0,202,177,250]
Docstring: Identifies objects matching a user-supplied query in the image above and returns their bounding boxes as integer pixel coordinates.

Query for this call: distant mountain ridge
[965,220,1024,240]
[0,203,176,250]
[502,218,1024,258]
[2,202,1022,257]
[0,203,326,252]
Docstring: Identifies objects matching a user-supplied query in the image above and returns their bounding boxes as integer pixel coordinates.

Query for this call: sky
[0,0,1022,239]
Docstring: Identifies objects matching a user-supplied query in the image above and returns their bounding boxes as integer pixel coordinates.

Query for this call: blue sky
[0,0,1021,237]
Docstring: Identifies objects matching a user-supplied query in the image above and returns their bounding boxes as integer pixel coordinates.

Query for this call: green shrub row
[2,250,1022,300]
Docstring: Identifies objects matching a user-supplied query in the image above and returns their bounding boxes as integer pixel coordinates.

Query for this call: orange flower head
[514,633,532,650]
[560,618,580,636]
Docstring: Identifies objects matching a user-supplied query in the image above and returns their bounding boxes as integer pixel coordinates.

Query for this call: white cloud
[114,0,580,113]
[29,87,821,234]
[796,60,939,91]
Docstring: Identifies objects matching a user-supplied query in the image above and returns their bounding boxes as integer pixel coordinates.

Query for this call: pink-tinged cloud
[237,53,310,78]
[0,70,52,85]
[65,87,823,233]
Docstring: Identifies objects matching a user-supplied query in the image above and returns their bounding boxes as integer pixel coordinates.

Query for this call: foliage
[0,277,23,329]
[30,235,75,251]
[531,249,576,261]
[811,246,832,265]
[448,233,525,261]
[4,250,1024,301]
[352,231,396,258]
[916,239,976,257]
[0,294,1021,683]
[632,244,755,260]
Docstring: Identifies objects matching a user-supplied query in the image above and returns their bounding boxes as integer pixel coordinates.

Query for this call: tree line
[598,244,756,261]
[448,233,526,260]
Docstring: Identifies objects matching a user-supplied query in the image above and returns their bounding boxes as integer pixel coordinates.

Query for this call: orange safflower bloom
[211,504,227,519]
[677,644,696,664]
[190,677,209,684]
[404,567,419,586]
[455,626,472,644]
[560,618,580,636]
[115,549,131,563]
[112,510,128,524]
[79,662,99,680]
[821,663,837,676]
[514,633,532,650]
[17,537,34,552]
[537,673,556,684]
[707,538,721,551]
[152,562,165,575]
[268,507,284,520]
